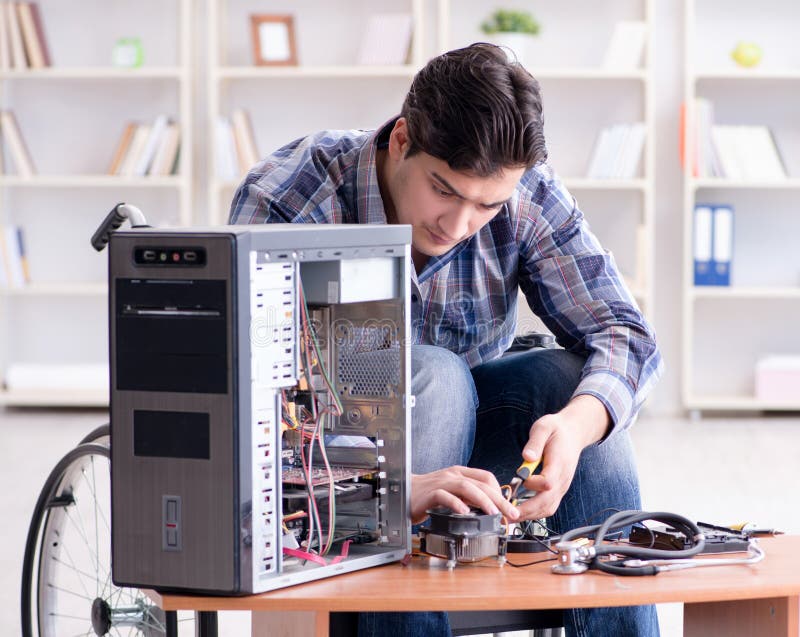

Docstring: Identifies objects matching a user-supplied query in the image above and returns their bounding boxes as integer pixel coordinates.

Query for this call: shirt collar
[355,116,398,225]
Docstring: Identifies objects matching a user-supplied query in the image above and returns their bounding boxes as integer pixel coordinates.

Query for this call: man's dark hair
[400,42,547,176]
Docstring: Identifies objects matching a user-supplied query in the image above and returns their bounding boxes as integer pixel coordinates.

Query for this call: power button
[162,495,182,552]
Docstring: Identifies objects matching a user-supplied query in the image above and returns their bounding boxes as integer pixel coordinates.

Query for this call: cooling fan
[418,507,507,569]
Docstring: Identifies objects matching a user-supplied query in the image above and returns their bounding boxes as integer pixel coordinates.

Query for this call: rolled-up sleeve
[516,175,663,436]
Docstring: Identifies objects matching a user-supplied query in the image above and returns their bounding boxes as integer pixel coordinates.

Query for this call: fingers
[522,416,553,465]
[444,467,519,521]
[516,492,559,521]
[411,467,520,524]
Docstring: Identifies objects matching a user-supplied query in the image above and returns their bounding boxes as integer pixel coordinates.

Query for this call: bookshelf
[206,0,426,225]
[438,0,656,317]
[682,0,800,412]
[0,0,193,407]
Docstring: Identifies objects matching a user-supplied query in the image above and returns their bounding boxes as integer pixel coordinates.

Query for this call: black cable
[560,510,705,576]
[507,556,559,568]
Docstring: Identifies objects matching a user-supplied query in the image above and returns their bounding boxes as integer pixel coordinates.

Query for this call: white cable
[622,540,764,572]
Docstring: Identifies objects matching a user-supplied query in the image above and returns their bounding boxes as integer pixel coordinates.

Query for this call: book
[5,1,27,69]
[15,225,29,283]
[0,4,10,71]
[119,123,150,177]
[357,13,413,66]
[230,108,259,174]
[743,126,786,180]
[693,205,714,286]
[28,2,49,66]
[602,21,647,70]
[618,122,646,178]
[1,224,25,287]
[706,120,786,181]
[16,2,44,69]
[132,114,168,176]
[711,205,733,286]
[108,121,137,175]
[148,122,180,176]
[0,110,35,176]
[585,122,645,179]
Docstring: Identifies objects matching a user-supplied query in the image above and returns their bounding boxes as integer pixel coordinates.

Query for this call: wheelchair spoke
[53,542,94,602]
[45,581,95,602]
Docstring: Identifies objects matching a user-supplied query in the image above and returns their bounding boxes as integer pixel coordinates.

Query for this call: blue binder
[693,204,733,286]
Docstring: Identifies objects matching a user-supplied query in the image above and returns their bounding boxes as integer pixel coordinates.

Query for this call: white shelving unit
[438,0,656,317]
[0,0,193,407]
[682,0,800,411]
[206,0,425,225]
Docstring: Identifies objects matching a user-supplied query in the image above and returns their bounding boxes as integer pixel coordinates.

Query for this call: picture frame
[250,14,297,66]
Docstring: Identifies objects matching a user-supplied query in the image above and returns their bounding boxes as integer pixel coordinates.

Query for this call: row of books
[108,115,181,177]
[0,224,30,288]
[687,97,786,180]
[215,108,259,180]
[585,122,646,179]
[693,204,733,286]
[0,2,50,70]
[0,109,35,176]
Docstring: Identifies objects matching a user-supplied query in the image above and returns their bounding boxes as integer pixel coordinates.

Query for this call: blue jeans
[358,345,659,637]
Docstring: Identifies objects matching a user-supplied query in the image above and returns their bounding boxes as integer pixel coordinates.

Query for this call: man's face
[384,120,526,261]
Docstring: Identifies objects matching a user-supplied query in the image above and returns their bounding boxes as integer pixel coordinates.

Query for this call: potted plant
[480,9,540,64]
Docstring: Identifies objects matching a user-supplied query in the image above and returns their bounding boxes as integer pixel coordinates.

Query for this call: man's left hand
[515,394,610,521]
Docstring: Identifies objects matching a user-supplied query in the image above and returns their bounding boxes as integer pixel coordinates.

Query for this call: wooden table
[150,535,800,637]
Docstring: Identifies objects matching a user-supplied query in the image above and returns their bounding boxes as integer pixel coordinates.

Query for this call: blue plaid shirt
[229,122,663,434]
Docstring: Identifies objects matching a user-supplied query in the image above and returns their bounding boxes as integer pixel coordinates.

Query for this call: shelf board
[695,68,800,81]
[529,68,647,80]
[216,66,647,81]
[1,283,107,296]
[562,178,647,191]
[691,286,800,299]
[692,177,800,190]
[0,388,108,408]
[0,175,186,188]
[217,65,419,79]
[686,395,800,411]
[0,67,185,79]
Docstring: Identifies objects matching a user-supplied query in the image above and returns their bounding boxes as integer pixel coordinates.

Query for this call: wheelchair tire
[20,441,169,636]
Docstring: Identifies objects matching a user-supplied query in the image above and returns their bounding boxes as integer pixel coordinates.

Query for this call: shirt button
[411,294,418,302]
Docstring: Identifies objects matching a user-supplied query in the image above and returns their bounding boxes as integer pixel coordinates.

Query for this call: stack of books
[215,108,260,180]
[686,97,786,180]
[585,122,646,179]
[108,115,181,177]
[0,2,51,70]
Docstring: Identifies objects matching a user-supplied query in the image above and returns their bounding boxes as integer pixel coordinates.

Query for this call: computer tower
[109,224,411,594]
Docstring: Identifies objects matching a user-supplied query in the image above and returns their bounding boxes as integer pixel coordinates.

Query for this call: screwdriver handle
[515,459,540,481]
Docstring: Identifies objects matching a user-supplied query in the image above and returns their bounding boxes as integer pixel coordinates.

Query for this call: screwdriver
[506,459,540,503]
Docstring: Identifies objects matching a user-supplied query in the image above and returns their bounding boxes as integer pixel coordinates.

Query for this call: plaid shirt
[229,122,663,434]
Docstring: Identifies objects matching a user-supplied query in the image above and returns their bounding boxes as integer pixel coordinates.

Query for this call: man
[231,43,663,637]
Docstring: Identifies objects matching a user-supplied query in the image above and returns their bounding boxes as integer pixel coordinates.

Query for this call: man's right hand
[410,466,520,524]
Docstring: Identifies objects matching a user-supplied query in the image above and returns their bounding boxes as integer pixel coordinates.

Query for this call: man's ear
[388,117,410,160]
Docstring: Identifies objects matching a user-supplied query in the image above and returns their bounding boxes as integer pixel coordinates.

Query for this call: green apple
[731,41,763,68]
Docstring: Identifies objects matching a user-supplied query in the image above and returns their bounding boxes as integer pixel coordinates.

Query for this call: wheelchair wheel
[21,440,171,636]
